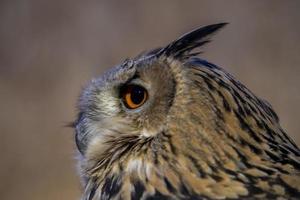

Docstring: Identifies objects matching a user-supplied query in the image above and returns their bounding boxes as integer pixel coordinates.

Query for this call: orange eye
[122,85,148,109]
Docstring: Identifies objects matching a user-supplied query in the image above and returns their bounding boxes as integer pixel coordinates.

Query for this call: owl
[73,23,300,199]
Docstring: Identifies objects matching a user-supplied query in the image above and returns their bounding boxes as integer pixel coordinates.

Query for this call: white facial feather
[96,90,120,116]
[126,158,153,180]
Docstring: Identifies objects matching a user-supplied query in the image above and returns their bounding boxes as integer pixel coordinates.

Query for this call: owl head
[75,23,227,157]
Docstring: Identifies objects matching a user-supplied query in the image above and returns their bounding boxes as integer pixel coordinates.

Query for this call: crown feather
[157,23,228,59]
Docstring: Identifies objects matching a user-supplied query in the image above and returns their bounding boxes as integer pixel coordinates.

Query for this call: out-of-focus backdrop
[0,1,299,199]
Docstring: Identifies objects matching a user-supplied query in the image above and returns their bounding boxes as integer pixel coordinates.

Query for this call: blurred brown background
[0,1,299,199]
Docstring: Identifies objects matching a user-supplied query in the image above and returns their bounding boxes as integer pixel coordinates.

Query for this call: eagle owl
[73,23,300,199]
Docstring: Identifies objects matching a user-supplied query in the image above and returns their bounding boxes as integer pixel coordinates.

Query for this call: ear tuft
[157,23,228,59]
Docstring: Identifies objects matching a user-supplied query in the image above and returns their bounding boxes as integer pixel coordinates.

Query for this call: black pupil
[131,85,145,104]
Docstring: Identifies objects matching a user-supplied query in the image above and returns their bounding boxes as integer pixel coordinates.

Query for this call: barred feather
[74,24,300,200]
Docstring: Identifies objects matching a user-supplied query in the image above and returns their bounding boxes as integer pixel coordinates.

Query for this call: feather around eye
[121,85,148,109]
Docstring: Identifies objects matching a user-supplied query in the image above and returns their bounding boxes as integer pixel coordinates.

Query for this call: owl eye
[121,85,148,109]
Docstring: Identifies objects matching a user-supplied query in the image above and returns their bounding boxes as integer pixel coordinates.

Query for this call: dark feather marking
[157,23,227,59]
[153,150,159,165]
[233,110,263,143]
[217,90,231,112]
[88,134,156,173]
[272,166,290,174]
[245,184,265,196]
[203,76,216,91]
[262,123,275,140]
[161,131,172,138]
[145,190,172,200]
[210,174,223,182]
[191,58,281,129]
[258,99,279,122]
[161,153,170,162]
[277,145,289,155]
[278,177,300,197]
[231,145,252,168]
[175,40,210,57]
[177,183,206,200]
[246,100,259,115]
[179,182,190,196]
[189,57,222,70]
[101,175,122,199]
[253,116,264,129]
[252,165,276,176]
[131,180,145,200]
[86,179,98,200]
[222,167,239,177]
[284,144,300,156]
[194,76,225,122]
[237,104,246,117]
[166,77,176,109]
[279,128,300,149]
[186,154,206,178]
[217,79,232,91]
[280,157,300,169]
[239,137,263,155]
[164,177,177,193]
[262,123,291,146]
[232,89,246,104]
[168,139,178,156]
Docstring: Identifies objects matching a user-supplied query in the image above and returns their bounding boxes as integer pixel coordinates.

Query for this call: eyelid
[123,72,140,86]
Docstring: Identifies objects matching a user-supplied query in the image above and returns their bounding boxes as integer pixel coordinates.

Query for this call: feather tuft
[157,23,228,59]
